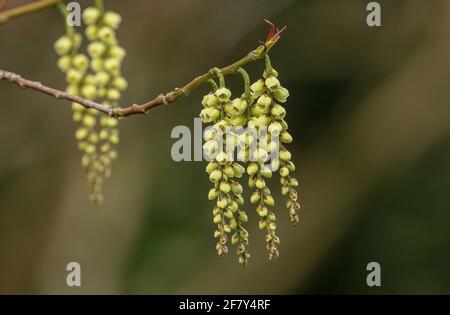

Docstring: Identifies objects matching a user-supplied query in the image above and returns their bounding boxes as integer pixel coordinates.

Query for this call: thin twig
[0,0,61,25]
[0,32,281,118]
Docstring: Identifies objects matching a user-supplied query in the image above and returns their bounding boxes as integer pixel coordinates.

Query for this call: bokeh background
[1,0,450,294]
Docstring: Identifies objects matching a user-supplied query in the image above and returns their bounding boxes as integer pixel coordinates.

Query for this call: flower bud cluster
[54,5,126,205]
[202,87,250,266]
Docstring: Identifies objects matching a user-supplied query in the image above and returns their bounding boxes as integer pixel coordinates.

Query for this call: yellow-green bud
[229,201,238,212]
[255,178,266,189]
[257,94,272,108]
[95,71,110,87]
[219,181,231,193]
[250,191,260,204]
[268,222,277,231]
[87,42,106,58]
[209,169,222,182]
[206,161,218,173]
[280,149,292,162]
[82,115,96,128]
[54,36,72,56]
[231,182,243,194]
[229,115,246,126]
[112,77,128,91]
[91,58,104,72]
[109,133,120,144]
[280,167,289,177]
[85,144,96,155]
[215,87,232,103]
[223,166,234,177]
[290,178,299,187]
[213,214,222,224]
[260,166,273,178]
[232,163,245,177]
[66,85,78,95]
[109,46,126,60]
[265,76,281,92]
[82,7,101,25]
[57,56,72,72]
[224,210,234,220]
[72,102,85,112]
[104,58,121,73]
[268,122,282,135]
[280,131,293,143]
[208,188,219,200]
[271,104,286,119]
[72,112,83,122]
[75,128,88,140]
[264,195,275,206]
[247,163,258,176]
[257,206,268,217]
[214,230,222,238]
[103,11,122,29]
[259,220,267,230]
[65,69,83,84]
[217,197,228,209]
[97,26,116,44]
[81,85,97,99]
[85,25,98,41]
[231,233,239,245]
[223,225,232,233]
[273,87,289,103]
[72,54,89,71]
[107,89,121,101]
[238,211,248,222]
[281,185,290,195]
[202,94,219,108]
[250,79,266,95]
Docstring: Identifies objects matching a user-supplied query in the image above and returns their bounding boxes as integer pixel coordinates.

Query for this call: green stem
[207,79,219,92]
[265,55,273,75]
[57,2,72,35]
[95,0,104,13]
[237,67,251,102]
[211,68,225,88]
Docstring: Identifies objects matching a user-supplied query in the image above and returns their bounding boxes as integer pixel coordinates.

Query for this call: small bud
[65,69,83,84]
[94,71,110,87]
[107,89,121,100]
[214,230,222,238]
[219,181,231,193]
[109,46,126,60]
[265,76,281,92]
[75,128,88,140]
[264,195,275,206]
[259,220,267,230]
[271,104,286,119]
[85,25,98,41]
[223,166,234,177]
[208,188,219,200]
[232,163,245,177]
[255,178,266,189]
[103,11,122,29]
[97,26,116,44]
[112,77,128,91]
[109,133,119,144]
[81,85,97,99]
[87,42,106,58]
[268,222,277,231]
[213,214,222,224]
[229,201,238,212]
[206,161,218,173]
[209,169,222,182]
[280,149,292,162]
[72,54,89,71]
[290,178,299,187]
[257,94,272,108]
[82,115,96,128]
[90,58,104,72]
[54,36,72,56]
[215,87,232,103]
[202,94,219,108]
[217,197,228,209]
[280,131,293,144]
[257,206,268,217]
[250,79,266,95]
[260,166,273,178]
[104,58,121,73]
[250,191,260,204]
[273,87,289,103]
[238,211,248,222]
[57,56,72,72]
[279,167,289,177]
[82,7,101,25]
[281,185,290,195]
[247,162,259,176]
[224,210,234,220]
[231,182,243,194]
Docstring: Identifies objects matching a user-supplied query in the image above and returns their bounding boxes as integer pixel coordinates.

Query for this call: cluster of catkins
[201,59,300,266]
[54,5,127,205]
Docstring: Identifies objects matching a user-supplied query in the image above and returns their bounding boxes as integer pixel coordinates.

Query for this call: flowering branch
[0,0,62,24]
[0,22,283,118]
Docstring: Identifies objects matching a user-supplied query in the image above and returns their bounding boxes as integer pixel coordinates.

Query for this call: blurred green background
[1,0,450,294]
